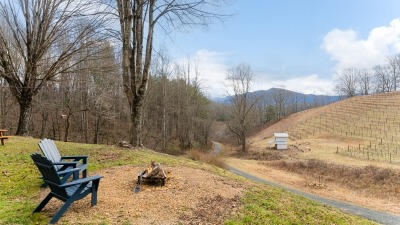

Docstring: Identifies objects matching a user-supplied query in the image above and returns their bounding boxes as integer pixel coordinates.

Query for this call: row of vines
[287,91,400,164]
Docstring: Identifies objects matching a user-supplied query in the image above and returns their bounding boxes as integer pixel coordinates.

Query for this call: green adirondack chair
[30,153,102,224]
[39,138,88,178]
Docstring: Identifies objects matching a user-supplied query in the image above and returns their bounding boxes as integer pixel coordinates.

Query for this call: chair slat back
[31,153,68,198]
[43,138,62,161]
[48,139,62,160]
[39,139,62,170]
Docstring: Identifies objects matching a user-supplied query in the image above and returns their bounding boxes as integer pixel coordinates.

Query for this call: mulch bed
[36,165,246,224]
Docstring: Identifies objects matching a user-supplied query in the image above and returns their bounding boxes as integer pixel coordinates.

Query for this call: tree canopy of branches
[335,54,400,98]
[115,0,228,147]
[0,0,105,135]
[272,88,290,119]
[225,63,258,152]
[145,57,211,153]
[335,68,358,98]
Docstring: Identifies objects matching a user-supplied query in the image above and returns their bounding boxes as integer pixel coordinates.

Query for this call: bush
[269,159,400,199]
[186,149,226,169]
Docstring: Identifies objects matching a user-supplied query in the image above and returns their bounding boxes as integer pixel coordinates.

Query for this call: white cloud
[322,18,400,71]
[175,50,336,97]
[174,50,232,97]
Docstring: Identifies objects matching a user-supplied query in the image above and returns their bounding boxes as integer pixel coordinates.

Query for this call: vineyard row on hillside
[285,91,400,164]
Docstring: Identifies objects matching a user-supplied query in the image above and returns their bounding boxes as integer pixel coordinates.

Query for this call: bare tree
[287,91,302,114]
[271,88,290,118]
[225,63,258,152]
[335,68,358,97]
[374,65,391,93]
[0,77,14,128]
[357,68,372,95]
[152,47,173,151]
[0,0,105,135]
[89,42,120,144]
[143,55,210,153]
[115,0,228,146]
[387,55,400,91]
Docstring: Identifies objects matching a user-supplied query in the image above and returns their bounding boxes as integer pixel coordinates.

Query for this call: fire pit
[134,161,167,193]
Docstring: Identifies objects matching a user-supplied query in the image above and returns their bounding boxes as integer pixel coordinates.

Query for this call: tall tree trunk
[63,111,71,142]
[131,97,144,146]
[81,111,89,143]
[162,105,166,151]
[93,116,101,144]
[51,117,57,140]
[40,111,49,138]
[16,98,33,135]
[0,90,6,128]
[241,132,246,152]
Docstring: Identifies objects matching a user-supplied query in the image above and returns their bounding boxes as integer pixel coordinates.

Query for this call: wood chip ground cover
[36,165,245,224]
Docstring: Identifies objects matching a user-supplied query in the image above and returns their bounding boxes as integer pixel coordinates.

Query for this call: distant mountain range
[211,88,341,105]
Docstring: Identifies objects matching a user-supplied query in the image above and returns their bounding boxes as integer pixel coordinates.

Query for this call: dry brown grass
[268,159,400,200]
[186,149,226,168]
[231,148,286,161]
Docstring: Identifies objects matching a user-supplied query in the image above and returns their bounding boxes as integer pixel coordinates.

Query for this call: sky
[158,0,400,98]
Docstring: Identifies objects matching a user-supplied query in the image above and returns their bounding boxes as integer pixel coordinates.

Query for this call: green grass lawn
[0,137,376,224]
[225,187,376,225]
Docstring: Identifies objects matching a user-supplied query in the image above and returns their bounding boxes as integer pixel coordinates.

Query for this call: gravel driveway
[228,166,400,225]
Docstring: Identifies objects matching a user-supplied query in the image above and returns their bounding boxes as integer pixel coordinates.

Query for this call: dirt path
[226,158,400,225]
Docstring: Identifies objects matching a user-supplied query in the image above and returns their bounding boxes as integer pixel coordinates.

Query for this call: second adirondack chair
[39,138,88,178]
[30,153,102,224]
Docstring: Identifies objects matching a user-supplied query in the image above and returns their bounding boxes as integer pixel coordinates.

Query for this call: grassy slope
[249,92,400,169]
[0,137,375,224]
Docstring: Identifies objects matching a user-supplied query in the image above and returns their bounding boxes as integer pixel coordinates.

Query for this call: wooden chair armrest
[61,156,88,164]
[59,175,103,188]
[61,155,88,159]
[57,168,81,181]
[57,167,81,176]
[53,161,78,166]
[43,168,81,184]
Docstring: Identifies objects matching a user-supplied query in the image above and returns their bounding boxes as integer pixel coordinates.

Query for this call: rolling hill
[249,91,400,165]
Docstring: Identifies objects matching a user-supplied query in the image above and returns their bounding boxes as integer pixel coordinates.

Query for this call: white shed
[274,133,288,150]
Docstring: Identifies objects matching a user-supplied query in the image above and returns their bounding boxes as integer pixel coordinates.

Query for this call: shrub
[186,149,226,169]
